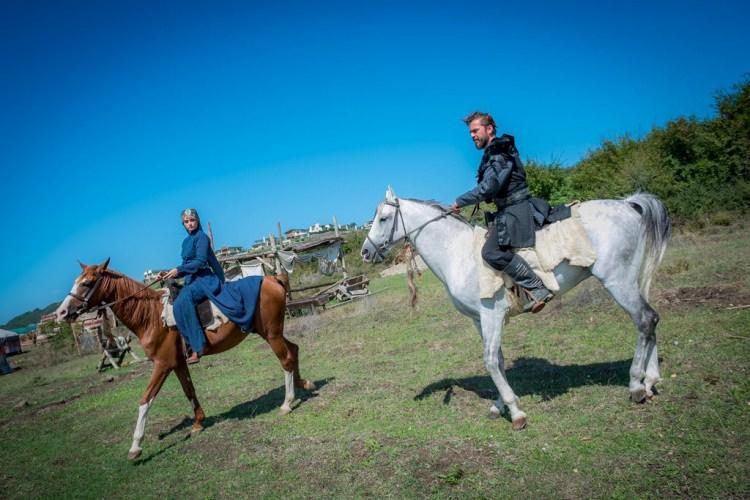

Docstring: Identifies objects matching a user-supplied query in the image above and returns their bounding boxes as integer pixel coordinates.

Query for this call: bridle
[67,270,156,318]
[68,271,105,311]
[365,198,450,261]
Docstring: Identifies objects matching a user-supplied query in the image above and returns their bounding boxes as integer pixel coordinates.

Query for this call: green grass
[1,224,749,498]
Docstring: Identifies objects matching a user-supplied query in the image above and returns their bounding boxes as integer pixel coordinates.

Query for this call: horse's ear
[78,260,87,270]
[99,257,111,271]
[385,185,396,202]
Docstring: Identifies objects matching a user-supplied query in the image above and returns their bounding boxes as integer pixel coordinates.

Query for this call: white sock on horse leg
[280,370,295,414]
[129,400,153,454]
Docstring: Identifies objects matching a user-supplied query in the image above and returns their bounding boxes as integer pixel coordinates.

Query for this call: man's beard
[475,136,489,149]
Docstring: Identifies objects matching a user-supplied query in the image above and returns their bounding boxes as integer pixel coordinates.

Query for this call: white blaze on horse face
[55,276,82,321]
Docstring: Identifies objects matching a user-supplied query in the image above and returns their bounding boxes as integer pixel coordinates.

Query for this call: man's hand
[449,203,461,214]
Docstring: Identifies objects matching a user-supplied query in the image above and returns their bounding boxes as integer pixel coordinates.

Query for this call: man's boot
[504,254,554,313]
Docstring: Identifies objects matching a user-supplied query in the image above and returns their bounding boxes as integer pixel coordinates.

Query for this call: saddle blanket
[475,203,596,312]
[161,289,229,331]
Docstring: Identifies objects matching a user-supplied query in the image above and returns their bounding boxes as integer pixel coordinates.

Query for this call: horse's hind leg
[599,278,660,403]
[262,331,297,415]
[284,338,317,391]
[128,363,171,460]
[174,362,205,433]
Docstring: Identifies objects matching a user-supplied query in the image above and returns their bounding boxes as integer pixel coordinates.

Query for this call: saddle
[160,280,229,331]
[475,203,596,315]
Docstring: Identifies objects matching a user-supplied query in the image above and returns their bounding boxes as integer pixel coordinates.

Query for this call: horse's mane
[102,269,161,300]
[95,268,163,332]
[401,198,473,227]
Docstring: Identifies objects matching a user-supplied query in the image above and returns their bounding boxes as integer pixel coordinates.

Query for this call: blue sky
[1,0,748,324]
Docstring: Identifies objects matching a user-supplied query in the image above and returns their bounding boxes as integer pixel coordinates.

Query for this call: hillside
[1,302,59,331]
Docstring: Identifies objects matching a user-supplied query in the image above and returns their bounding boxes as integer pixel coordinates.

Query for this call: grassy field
[2,223,749,498]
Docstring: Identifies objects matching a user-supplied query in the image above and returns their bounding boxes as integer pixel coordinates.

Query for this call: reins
[367,198,453,307]
[69,271,158,316]
[365,198,450,262]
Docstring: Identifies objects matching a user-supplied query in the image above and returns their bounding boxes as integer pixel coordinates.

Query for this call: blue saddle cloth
[209,275,263,332]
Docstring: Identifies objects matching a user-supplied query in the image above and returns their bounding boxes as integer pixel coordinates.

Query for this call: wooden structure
[333,274,369,301]
[211,215,367,316]
[286,274,370,316]
[97,332,141,372]
[75,310,142,371]
[286,293,333,317]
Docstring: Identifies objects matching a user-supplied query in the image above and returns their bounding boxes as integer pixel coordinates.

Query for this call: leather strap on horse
[366,199,450,262]
[368,198,453,308]
[69,271,158,316]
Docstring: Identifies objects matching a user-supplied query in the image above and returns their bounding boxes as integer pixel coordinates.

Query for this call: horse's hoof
[279,405,292,416]
[128,449,142,460]
[512,416,528,431]
[191,425,203,434]
[630,388,648,404]
[303,380,317,391]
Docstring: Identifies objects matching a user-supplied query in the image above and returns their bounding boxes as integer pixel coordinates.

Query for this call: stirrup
[522,289,553,314]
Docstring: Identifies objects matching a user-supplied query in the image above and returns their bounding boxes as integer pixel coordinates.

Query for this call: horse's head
[55,257,111,322]
[361,186,405,263]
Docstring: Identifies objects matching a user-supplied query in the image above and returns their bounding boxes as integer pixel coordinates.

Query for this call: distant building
[251,238,269,250]
[309,223,323,234]
[285,228,307,239]
[40,312,57,324]
[143,269,169,284]
[216,246,244,258]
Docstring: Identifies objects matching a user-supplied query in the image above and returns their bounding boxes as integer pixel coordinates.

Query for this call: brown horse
[55,258,316,460]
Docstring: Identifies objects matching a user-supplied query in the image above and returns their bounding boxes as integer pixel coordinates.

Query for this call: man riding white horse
[450,111,568,313]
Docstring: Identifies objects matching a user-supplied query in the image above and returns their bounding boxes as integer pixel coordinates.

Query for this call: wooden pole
[269,233,288,298]
[333,215,347,278]
[72,323,82,356]
[269,234,282,274]
[207,222,215,248]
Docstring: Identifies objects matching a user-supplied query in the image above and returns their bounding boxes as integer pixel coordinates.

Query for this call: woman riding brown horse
[55,258,316,460]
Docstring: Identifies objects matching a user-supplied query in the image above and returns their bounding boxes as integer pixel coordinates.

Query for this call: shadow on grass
[414,357,631,403]
[134,434,191,466]
[157,377,333,440]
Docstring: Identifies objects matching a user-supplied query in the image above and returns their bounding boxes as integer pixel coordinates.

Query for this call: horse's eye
[379,216,388,222]
[81,280,93,287]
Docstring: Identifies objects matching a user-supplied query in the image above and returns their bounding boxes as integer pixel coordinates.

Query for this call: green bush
[529,76,750,223]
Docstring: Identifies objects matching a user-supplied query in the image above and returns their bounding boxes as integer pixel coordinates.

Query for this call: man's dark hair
[463,111,496,129]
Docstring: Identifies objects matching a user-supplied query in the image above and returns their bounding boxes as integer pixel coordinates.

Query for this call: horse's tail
[625,192,671,299]
[273,271,290,294]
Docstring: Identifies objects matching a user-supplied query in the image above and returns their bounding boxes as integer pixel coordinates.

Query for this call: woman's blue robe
[173,226,262,354]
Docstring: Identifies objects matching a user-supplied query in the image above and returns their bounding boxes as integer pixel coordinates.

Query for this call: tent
[0,329,22,355]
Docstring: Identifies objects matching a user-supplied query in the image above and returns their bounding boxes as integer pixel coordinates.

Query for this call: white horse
[361,187,670,430]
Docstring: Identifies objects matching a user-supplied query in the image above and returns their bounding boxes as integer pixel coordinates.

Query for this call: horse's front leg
[478,293,527,430]
[128,363,171,460]
[174,362,205,433]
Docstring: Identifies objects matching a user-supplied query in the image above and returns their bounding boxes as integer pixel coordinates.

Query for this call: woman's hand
[157,268,179,280]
